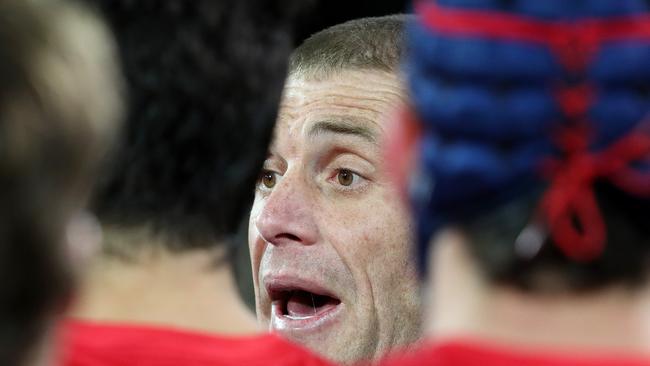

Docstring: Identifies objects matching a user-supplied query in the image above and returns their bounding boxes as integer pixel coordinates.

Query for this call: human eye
[261,170,278,189]
[256,169,280,193]
[255,155,286,194]
[329,168,368,192]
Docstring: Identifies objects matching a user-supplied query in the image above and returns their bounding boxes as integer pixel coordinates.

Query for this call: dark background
[295,0,409,44]
[235,0,409,310]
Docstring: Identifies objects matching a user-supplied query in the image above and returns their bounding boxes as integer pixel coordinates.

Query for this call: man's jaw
[264,274,344,334]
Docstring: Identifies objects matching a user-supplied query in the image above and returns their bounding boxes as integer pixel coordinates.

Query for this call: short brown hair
[289,15,409,79]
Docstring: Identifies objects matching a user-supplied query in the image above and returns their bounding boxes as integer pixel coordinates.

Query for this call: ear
[65,211,102,274]
[384,105,423,204]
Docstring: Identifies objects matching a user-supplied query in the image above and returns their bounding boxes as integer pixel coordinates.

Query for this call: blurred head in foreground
[388,0,650,355]
[0,0,121,364]
[73,0,308,334]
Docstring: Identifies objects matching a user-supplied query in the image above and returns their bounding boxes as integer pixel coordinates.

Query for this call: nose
[254,173,319,247]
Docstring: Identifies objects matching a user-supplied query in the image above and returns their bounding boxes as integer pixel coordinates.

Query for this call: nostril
[276,233,301,242]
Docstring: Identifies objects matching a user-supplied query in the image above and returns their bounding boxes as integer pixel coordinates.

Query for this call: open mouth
[274,289,341,320]
[265,278,343,332]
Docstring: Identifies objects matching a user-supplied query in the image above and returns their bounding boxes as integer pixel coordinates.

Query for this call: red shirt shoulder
[59,319,333,366]
[381,340,650,366]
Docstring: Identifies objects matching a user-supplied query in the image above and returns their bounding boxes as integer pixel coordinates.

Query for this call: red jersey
[59,320,333,366]
[383,340,650,366]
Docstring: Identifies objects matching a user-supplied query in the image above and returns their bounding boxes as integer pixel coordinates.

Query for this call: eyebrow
[307,119,378,144]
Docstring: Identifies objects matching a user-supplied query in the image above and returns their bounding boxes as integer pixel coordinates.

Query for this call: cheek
[362,194,415,292]
[325,191,414,281]
[371,204,413,267]
[248,199,265,281]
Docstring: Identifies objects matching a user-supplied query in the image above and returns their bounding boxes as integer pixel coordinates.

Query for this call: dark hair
[462,183,650,292]
[289,14,408,79]
[0,0,121,364]
[87,0,307,256]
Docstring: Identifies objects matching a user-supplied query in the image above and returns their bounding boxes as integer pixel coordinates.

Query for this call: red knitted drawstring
[540,126,650,261]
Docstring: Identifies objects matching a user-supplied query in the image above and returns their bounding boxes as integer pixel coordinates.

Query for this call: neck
[425,229,650,355]
[70,244,259,336]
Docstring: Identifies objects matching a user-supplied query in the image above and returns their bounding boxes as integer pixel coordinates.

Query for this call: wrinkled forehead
[272,69,406,150]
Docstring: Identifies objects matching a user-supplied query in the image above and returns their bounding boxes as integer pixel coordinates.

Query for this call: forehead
[274,69,405,145]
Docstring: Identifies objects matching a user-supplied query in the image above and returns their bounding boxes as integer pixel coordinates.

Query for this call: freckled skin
[248,70,422,364]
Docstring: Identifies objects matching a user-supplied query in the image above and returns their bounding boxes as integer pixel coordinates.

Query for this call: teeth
[285,314,315,320]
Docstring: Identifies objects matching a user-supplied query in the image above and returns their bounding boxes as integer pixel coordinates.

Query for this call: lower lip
[270,300,343,334]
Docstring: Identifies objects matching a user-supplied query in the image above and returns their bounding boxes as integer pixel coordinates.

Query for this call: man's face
[249,69,421,364]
